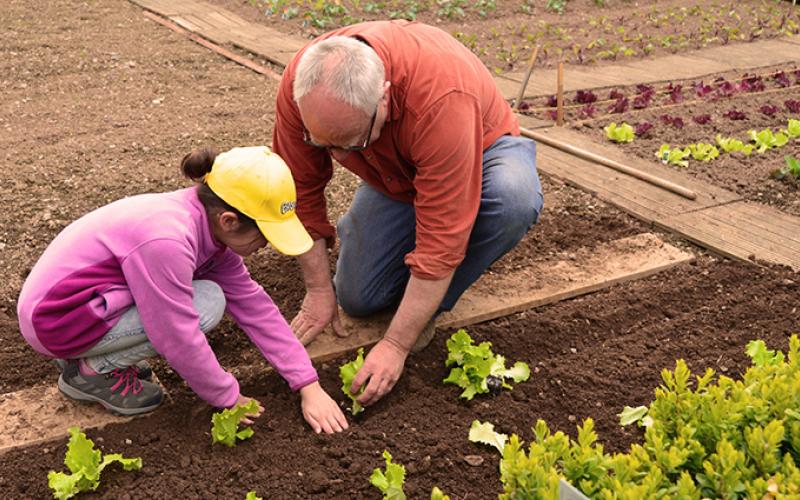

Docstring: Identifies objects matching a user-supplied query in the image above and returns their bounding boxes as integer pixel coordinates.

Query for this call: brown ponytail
[180,147,256,232]
[181,147,217,180]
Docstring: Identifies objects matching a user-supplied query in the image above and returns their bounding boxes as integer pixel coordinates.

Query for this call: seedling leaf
[604,122,635,143]
[469,420,508,453]
[618,405,649,426]
[431,486,450,500]
[211,400,260,447]
[340,347,366,415]
[370,450,406,500]
[48,427,142,500]
[245,491,262,500]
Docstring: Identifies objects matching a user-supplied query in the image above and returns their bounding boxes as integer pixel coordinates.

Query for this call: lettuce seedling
[340,347,366,415]
[370,451,406,500]
[431,487,450,500]
[211,400,260,447]
[607,97,629,114]
[574,90,597,104]
[686,143,720,162]
[759,104,779,116]
[656,144,691,167]
[635,122,654,137]
[786,100,800,114]
[245,492,262,500]
[604,122,635,143]
[692,114,712,125]
[443,329,530,400]
[48,427,142,500]
[772,156,800,180]
[723,109,747,120]
[787,119,800,138]
[774,71,792,88]
[715,134,754,155]
[468,420,508,453]
[748,128,789,153]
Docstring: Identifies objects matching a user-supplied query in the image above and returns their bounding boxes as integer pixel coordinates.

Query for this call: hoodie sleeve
[120,239,240,408]
[198,248,319,391]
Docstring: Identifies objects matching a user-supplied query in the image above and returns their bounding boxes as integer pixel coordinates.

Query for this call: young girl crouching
[17,146,348,434]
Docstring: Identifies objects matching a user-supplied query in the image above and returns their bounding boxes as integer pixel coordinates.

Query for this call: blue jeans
[79,280,226,374]
[334,134,543,316]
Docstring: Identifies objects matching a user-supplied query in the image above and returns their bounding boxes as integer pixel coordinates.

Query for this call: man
[273,20,543,407]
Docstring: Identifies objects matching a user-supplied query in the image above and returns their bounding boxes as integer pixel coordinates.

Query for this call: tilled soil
[2,0,800,499]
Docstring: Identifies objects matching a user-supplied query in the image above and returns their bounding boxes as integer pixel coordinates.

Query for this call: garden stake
[556,61,565,126]
[513,45,539,112]
[519,127,698,200]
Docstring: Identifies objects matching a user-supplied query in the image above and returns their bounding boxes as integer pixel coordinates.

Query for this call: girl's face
[212,211,268,257]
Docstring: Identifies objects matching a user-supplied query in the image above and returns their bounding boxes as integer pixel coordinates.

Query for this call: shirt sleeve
[120,239,239,409]
[273,70,336,246]
[198,249,319,392]
[405,91,484,280]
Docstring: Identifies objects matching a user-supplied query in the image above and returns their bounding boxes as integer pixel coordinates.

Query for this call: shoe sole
[57,374,163,416]
[52,359,154,381]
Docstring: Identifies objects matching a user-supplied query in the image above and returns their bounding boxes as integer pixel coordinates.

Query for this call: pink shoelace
[109,366,143,395]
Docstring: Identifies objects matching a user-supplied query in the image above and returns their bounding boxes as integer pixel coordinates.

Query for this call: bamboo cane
[513,46,540,112]
[520,127,698,200]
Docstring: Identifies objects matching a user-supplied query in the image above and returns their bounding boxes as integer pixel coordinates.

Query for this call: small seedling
[48,427,142,500]
[340,347,366,415]
[772,156,800,180]
[443,329,530,400]
[604,122,635,143]
[211,400,260,447]
[245,491,263,500]
[370,450,406,500]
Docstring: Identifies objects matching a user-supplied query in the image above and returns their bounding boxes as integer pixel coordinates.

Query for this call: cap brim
[256,216,313,256]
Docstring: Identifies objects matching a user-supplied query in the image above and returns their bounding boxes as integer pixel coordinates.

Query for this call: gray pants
[79,280,226,374]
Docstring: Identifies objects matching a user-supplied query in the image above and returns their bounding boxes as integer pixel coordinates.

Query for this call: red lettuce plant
[740,74,765,92]
[546,95,558,107]
[759,104,779,116]
[575,90,598,104]
[608,97,629,114]
[635,122,654,137]
[774,71,792,88]
[786,100,800,114]
[667,83,683,104]
[609,89,625,100]
[578,104,597,119]
[660,114,684,129]
[723,109,747,120]
[692,114,712,125]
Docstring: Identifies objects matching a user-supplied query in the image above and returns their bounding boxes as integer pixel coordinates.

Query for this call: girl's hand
[299,382,349,434]
[234,394,265,425]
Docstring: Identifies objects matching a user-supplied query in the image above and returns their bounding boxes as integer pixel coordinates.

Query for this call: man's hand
[291,285,345,345]
[351,338,409,407]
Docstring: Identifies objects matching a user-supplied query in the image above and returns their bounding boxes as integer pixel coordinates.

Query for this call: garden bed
[520,63,800,216]
[3,0,800,499]
[211,0,800,73]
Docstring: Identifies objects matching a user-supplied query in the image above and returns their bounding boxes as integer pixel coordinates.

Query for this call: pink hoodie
[18,187,318,408]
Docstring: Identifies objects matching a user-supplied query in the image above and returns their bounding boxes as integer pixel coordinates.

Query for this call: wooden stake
[520,126,698,200]
[556,61,565,126]
[514,45,539,111]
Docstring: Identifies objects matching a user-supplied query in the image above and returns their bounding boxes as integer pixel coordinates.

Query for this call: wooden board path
[0,233,692,455]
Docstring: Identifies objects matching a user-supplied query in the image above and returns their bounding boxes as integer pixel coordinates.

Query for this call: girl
[17,146,348,434]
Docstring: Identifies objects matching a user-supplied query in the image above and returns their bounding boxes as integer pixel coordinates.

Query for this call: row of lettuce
[47,332,800,499]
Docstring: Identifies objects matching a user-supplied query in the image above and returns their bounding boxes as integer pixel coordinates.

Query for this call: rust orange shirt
[273,20,519,280]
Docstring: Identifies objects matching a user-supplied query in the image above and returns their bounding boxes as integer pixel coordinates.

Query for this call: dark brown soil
[2,0,800,499]
[212,0,800,72]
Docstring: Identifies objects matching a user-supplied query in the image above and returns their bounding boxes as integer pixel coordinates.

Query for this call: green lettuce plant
[656,144,691,167]
[211,400,260,447]
[443,329,530,400]
[749,128,789,153]
[604,122,635,143]
[716,134,755,155]
[773,156,800,180]
[686,142,720,162]
[340,347,366,415]
[48,427,142,500]
[370,450,406,500]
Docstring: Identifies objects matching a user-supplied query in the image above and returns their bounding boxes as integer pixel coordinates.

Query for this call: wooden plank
[516,113,551,129]
[0,385,132,455]
[299,233,693,362]
[656,202,800,270]
[181,14,231,45]
[692,40,800,68]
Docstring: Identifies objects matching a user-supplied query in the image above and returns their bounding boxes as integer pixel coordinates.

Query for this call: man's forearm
[383,272,454,352]
[296,239,333,289]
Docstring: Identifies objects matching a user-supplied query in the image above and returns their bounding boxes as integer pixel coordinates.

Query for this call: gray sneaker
[58,361,163,416]
[53,358,153,381]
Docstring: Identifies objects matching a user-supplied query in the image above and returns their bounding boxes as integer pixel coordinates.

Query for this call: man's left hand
[351,338,409,406]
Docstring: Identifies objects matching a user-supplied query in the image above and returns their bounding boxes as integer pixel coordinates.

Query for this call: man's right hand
[291,284,346,345]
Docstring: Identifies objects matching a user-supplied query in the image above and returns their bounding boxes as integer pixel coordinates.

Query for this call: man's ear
[217,211,241,232]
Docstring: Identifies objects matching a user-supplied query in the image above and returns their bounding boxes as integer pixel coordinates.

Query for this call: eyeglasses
[302,105,378,153]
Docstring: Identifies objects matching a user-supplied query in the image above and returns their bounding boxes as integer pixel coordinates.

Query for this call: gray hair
[293,36,385,115]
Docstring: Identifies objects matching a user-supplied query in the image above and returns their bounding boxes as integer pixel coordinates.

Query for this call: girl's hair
[293,36,385,115]
[180,147,257,231]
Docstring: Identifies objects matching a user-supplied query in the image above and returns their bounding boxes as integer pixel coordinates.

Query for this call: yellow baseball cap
[205,146,313,256]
